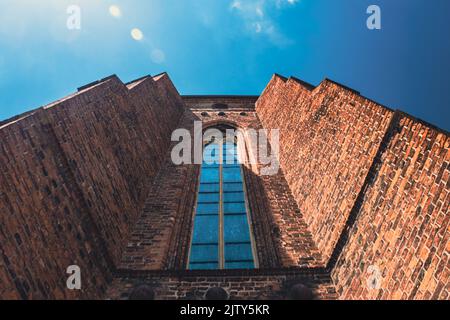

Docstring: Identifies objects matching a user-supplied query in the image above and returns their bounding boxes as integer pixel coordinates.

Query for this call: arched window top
[188,130,257,270]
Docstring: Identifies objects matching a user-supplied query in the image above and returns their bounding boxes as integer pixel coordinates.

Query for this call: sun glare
[131,28,144,41]
[109,5,121,18]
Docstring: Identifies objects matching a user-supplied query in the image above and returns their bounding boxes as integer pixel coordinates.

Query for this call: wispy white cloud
[229,0,298,47]
[277,0,299,7]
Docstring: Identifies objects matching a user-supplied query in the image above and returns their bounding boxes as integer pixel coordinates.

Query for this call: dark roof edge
[322,78,396,112]
[152,71,168,79]
[396,110,450,136]
[125,74,152,85]
[182,95,259,99]
[323,78,450,133]
[0,109,40,128]
[272,73,450,134]
[1,73,159,128]
[77,74,118,92]
[273,73,288,82]
[289,76,315,90]
[323,78,360,95]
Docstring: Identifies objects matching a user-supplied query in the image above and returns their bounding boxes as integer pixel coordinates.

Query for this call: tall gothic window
[188,136,257,270]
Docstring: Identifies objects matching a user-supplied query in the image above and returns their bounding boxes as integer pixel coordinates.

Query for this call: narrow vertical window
[188,137,256,270]
[189,143,220,270]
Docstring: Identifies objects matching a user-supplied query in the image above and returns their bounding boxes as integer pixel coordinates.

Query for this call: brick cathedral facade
[0,73,448,300]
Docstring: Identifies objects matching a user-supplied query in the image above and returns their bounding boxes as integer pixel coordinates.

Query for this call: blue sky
[0,0,449,130]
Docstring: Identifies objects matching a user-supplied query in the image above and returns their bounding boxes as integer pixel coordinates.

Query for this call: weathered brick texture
[120,97,323,271]
[256,75,394,264]
[1,72,448,300]
[332,114,449,300]
[0,74,184,299]
[256,74,449,300]
[0,111,111,299]
[107,269,337,300]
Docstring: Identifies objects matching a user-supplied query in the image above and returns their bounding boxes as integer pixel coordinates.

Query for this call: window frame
[187,135,259,270]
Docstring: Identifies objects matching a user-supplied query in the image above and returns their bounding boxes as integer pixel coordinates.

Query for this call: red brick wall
[0,74,184,299]
[43,75,184,265]
[256,74,449,300]
[256,75,394,264]
[0,111,111,299]
[2,72,448,300]
[195,110,322,268]
[107,269,337,300]
[119,104,323,271]
[332,114,450,299]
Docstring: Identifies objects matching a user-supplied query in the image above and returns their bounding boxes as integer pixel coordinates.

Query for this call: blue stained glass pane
[197,203,219,215]
[190,244,218,263]
[203,145,220,164]
[192,215,219,244]
[203,158,220,166]
[224,149,237,156]
[224,156,238,163]
[199,183,220,193]
[224,215,251,243]
[223,152,238,158]
[223,144,239,166]
[223,167,242,182]
[223,183,243,192]
[203,163,219,168]
[200,168,219,183]
[189,141,255,270]
[189,262,219,270]
[223,143,237,150]
[223,192,245,203]
[223,145,237,152]
[204,144,220,155]
[223,157,238,166]
[224,142,235,147]
[224,164,241,169]
[223,202,246,214]
[198,193,220,203]
[224,261,254,269]
[224,243,254,262]
[224,157,238,163]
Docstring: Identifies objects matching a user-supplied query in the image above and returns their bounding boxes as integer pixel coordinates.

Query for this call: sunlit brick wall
[332,114,449,299]
[256,75,394,264]
[256,74,449,300]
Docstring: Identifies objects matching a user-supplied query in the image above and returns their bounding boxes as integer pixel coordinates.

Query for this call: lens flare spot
[131,28,144,41]
[151,49,166,64]
[109,5,122,18]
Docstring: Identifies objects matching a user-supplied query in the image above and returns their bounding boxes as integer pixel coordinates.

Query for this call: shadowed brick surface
[0,72,448,300]
[107,269,337,300]
[0,74,184,299]
[120,98,323,271]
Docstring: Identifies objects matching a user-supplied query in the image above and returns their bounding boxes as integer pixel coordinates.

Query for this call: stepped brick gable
[0,72,448,300]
